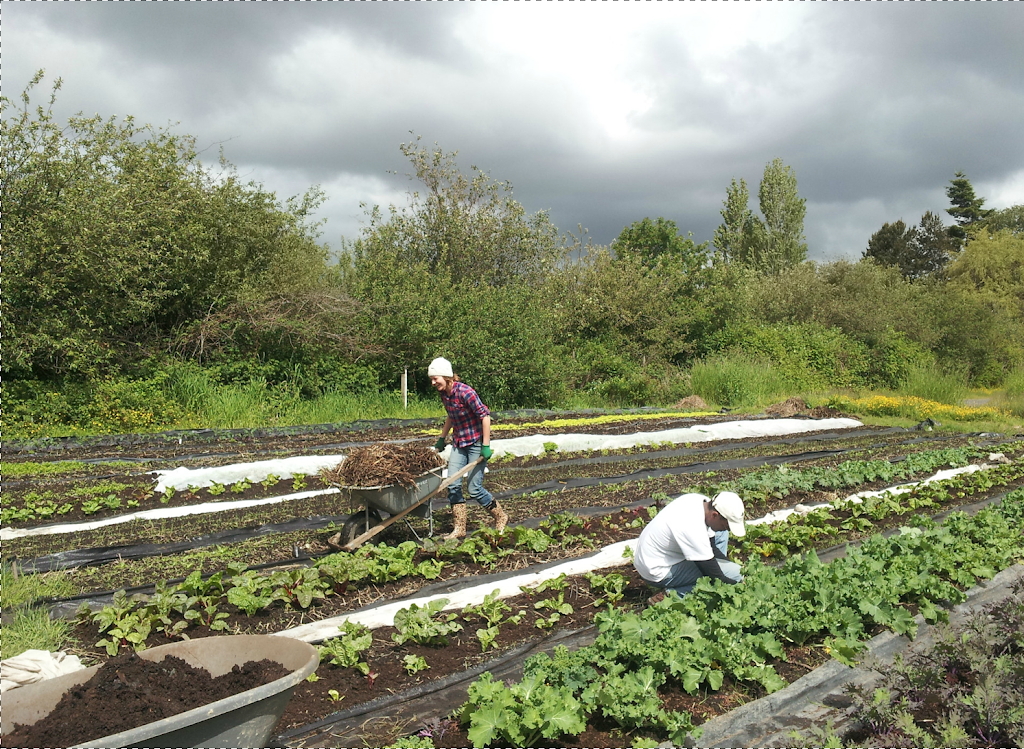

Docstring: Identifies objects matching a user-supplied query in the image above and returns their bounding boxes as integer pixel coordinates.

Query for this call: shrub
[597,374,655,407]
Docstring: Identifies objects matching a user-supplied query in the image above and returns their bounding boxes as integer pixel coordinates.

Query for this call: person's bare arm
[481,415,491,445]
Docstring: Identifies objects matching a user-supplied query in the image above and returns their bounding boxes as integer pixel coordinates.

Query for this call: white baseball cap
[712,491,746,537]
[427,357,454,378]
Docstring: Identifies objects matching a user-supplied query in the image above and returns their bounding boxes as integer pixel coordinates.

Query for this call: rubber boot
[446,503,468,540]
[489,501,508,534]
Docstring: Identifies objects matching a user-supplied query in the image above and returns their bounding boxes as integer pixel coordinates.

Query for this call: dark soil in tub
[1,653,289,748]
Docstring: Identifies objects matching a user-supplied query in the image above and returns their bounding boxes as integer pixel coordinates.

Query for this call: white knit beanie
[427,357,454,378]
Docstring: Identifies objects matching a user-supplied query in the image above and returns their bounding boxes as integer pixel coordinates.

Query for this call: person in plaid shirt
[429,357,508,539]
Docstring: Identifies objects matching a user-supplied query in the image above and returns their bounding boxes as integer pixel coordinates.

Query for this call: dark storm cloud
[13,1,463,67]
[4,3,1022,260]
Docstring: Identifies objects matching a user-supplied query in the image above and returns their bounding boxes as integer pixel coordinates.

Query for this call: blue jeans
[447,442,494,509]
[650,530,743,598]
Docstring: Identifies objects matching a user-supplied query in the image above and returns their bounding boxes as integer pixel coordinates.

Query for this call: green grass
[689,352,792,408]
[899,364,970,405]
[1,460,90,479]
[0,606,76,660]
[1,563,77,659]
[1,563,76,609]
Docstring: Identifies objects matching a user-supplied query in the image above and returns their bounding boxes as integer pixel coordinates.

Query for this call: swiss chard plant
[318,620,373,675]
[392,598,464,647]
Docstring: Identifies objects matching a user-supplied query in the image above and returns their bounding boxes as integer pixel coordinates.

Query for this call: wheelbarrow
[327,458,484,551]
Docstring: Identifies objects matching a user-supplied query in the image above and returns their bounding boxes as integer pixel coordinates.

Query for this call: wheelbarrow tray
[1,634,318,749]
[343,467,444,519]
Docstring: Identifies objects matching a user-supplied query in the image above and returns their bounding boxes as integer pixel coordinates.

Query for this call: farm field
[3,408,1024,748]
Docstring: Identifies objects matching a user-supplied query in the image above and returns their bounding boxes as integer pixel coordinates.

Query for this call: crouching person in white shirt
[634,491,746,603]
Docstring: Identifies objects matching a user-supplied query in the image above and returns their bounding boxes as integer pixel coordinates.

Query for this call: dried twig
[320,443,445,489]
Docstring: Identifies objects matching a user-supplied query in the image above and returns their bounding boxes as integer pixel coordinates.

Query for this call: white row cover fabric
[153,454,345,493]
[0,487,340,541]
[449,417,863,459]
[276,540,636,643]
[1,649,85,693]
[151,418,862,490]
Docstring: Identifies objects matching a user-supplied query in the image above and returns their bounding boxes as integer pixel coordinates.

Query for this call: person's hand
[434,437,446,451]
[481,445,493,460]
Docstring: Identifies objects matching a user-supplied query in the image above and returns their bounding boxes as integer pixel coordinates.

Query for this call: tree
[350,136,563,290]
[912,210,959,277]
[945,170,995,241]
[2,71,349,381]
[981,204,1024,236]
[748,158,808,274]
[611,217,709,276]
[715,160,807,275]
[340,138,568,404]
[864,211,957,280]
[712,178,753,263]
[865,220,916,271]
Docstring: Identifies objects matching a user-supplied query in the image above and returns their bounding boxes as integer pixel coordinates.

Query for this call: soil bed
[0,652,289,749]
[25,449,1021,604]
[273,566,835,742]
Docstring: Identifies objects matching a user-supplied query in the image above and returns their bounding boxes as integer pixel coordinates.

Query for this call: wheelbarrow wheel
[338,508,383,547]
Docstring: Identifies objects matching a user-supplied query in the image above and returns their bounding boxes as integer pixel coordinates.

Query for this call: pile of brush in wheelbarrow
[319,443,481,550]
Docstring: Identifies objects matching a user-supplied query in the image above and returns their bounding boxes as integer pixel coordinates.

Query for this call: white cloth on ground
[1,649,85,693]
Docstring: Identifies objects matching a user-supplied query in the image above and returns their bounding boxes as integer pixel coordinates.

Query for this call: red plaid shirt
[441,381,490,448]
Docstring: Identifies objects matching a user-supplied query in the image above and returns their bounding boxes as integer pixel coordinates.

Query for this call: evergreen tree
[912,210,959,278]
[865,219,917,271]
[946,170,995,240]
[864,211,957,280]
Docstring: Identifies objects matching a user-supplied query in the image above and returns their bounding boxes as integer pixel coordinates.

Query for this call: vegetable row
[458,486,1024,746]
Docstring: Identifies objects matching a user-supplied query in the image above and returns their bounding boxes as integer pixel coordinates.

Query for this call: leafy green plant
[476,626,500,652]
[261,473,281,489]
[318,620,373,675]
[207,481,226,496]
[462,588,512,627]
[586,572,627,607]
[392,599,463,647]
[226,567,275,616]
[543,441,558,454]
[292,473,308,491]
[461,672,588,747]
[230,477,252,494]
[403,654,430,674]
[91,590,153,655]
[270,567,328,609]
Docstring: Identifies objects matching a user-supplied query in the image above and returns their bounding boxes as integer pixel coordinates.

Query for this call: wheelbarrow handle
[340,457,485,551]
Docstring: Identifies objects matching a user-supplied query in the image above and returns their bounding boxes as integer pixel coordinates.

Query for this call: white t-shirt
[633,493,715,582]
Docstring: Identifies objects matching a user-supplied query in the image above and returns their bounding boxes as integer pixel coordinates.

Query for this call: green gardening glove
[434,436,446,451]
[481,445,493,460]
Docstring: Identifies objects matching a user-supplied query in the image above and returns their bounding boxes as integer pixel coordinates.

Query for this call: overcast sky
[5,1,1024,261]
